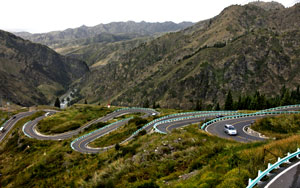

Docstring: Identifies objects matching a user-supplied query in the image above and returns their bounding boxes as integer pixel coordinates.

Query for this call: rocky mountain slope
[56,33,153,67]
[15,21,194,49]
[74,2,300,109]
[0,30,89,106]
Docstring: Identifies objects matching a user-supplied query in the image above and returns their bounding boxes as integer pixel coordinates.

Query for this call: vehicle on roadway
[224,124,237,136]
[216,115,224,118]
[0,127,5,133]
[13,116,16,119]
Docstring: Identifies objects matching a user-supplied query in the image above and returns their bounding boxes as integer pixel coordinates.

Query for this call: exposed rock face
[0,30,89,106]
[248,1,285,11]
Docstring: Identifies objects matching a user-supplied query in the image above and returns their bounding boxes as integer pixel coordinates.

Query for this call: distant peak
[248,1,285,10]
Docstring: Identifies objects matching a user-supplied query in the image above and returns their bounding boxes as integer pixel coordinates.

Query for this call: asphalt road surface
[155,115,215,134]
[0,111,36,143]
[205,116,266,142]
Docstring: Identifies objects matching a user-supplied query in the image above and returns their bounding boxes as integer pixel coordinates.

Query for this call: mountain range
[14,21,194,49]
[73,2,300,109]
[1,1,300,108]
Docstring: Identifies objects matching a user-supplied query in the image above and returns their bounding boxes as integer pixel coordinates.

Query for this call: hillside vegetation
[62,35,153,68]
[1,106,300,187]
[74,3,300,109]
[252,114,300,138]
[36,105,115,134]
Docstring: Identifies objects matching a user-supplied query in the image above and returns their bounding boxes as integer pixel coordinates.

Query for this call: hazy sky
[1,0,299,33]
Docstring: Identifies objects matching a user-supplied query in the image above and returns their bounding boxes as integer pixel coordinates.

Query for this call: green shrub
[136,181,159,188]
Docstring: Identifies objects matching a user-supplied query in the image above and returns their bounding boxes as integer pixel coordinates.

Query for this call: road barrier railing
[71,117,133,150]
[247,148,300,188]
[115,107,157,113]
[153,110,237,118]
[152,112,243,134]
[259,104,300,112]
[22,121,32,138]
[0,119,8,128]
[115,110,238,141]
[201,111,300,130]
[120,111,237,143]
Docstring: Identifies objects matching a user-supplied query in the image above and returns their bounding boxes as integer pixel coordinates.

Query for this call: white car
[224,124,237,136]
[0,127,5,133]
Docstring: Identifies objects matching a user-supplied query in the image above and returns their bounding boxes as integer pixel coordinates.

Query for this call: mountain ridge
[14,21,194,48]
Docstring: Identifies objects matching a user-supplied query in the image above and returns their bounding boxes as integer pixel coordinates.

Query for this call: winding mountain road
[23,108,158,141]
[71,111,239,153]
[20,105,300,154]
[2,104,300,187]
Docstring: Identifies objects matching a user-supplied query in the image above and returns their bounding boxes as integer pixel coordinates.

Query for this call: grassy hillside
[251,114,300,138]
[74,3,300,109]
[1,106,300,187]
[36,104,115,134]
[0,110,10,125]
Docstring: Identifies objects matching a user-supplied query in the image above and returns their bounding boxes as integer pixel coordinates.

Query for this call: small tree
[195,100,203,111]
[143,99,149,108]
[115,143,121,151]
[224,90,233,110]
[84,99,88,104]
[152,101,156,109]
[280,89,291,106]
[215,102,220,111]
[54,97,60,108]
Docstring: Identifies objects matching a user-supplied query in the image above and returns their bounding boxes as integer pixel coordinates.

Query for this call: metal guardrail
[115,107,157,112]
[71,109,238,145]
[124,111,242,139]
[201,111,300,130]
[153,112,243,134]
[0,119,8,128]
[121,111,238,140]
[247,148,300,188]
[22,121,32,138]
[70,117,133,150]
[259,104,300,112]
